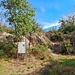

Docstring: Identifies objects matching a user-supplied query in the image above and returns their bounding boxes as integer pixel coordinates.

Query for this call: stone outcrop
[25,32,50,47]
[0,32,50,48]
[51,43,62,53]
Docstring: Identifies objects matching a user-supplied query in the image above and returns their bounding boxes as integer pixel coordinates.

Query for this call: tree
[1,0,35,41]
[58,15,75,34]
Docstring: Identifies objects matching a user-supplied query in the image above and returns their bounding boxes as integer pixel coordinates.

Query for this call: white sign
[18,42,26,53]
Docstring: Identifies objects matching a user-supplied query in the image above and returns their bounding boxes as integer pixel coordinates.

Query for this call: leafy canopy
[59,15,75,34]
[1,0,36,40]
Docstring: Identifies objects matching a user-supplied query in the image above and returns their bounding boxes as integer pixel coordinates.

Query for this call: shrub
[61,40,73,54]
[50,30,63,42]
[32,44,48,52]
[0,40,17,58]
[0,49,7,58]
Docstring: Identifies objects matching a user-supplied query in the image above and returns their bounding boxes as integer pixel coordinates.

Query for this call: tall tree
[1,0,35,41]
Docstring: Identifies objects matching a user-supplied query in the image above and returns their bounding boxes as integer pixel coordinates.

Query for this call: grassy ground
[51,59,75,75]
[0,50,52,75]
[35,54,75,75]
[0,51,75,75]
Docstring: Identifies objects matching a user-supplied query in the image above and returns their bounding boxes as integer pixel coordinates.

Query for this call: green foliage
[59,15,75,34]
[8,28,15,34]
[0,25,3,32]
[0,40,17,58]
[47,59,75,75]
[0,24,8,32]
[0,24,15,34]
[32,44,48,52]
[13,37,19,42]
[61,40,73,54]
[50,30,63,41]
[0,50,7,58]
[32,58,75,75]
[47,43,51,48]
[32,23,44,34]
[1,0,36,41]
[59,59,75,67]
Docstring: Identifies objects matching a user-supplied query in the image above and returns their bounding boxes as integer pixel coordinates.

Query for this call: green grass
[46,58,75,75]
[59,58,75,67]
[0,52,75,75]
[32,58,75,75]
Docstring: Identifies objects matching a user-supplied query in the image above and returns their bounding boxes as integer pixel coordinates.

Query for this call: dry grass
[0,50,52,75]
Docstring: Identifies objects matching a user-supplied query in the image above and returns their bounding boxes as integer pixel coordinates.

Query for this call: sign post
[17,42,26,61]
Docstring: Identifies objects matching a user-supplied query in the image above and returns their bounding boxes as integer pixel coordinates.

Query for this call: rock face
[51,43,62,54]
[1,31,75,54]
[0,32,50,48]
[63,34,71,40]
[0,32,13,39]
[25,32,50,48]
[0,32,15,42]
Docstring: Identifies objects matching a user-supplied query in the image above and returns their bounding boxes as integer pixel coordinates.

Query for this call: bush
[32,44,48,52]
[50,30,63,42]
[61,40,73,54]
[0,40,17,58]
[0,50,7,58]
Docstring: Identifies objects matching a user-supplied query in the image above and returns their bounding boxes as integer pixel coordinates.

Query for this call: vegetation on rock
[0,0,75,75]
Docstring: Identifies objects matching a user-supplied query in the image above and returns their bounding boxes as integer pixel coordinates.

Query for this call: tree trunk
[29,32,32,48]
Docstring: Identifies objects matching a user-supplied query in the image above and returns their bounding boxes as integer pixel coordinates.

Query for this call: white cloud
[42,21,61,29]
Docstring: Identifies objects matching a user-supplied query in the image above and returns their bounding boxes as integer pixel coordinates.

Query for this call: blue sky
[0,0,75,29]
[28,0,75,29]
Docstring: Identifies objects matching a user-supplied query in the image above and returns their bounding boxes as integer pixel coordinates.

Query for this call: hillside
[0,25,75,75]
[0,0,75,75]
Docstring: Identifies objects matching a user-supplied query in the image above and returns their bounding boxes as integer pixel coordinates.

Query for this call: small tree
[1,0,36,41]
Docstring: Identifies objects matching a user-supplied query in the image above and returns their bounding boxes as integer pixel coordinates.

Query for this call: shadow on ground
[25,58,75,75]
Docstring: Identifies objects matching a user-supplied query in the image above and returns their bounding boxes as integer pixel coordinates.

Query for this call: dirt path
[48,49,61,60]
